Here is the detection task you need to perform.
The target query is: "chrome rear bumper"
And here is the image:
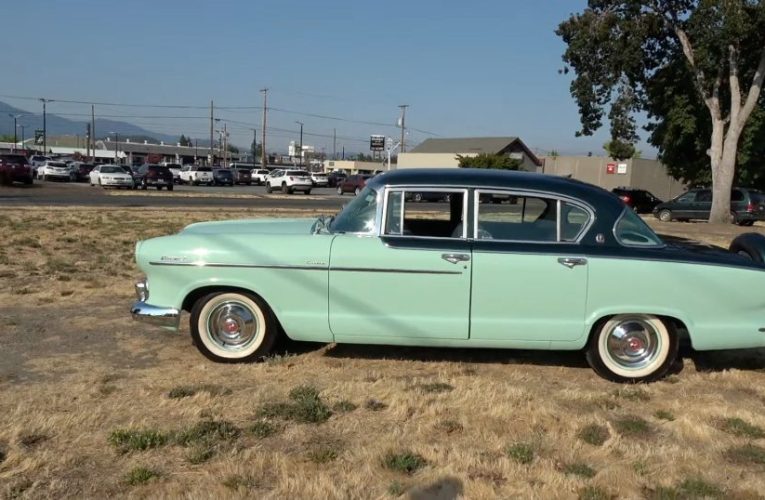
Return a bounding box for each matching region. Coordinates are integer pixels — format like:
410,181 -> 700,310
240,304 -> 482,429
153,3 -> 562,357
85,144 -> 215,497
131,301 -> 180,329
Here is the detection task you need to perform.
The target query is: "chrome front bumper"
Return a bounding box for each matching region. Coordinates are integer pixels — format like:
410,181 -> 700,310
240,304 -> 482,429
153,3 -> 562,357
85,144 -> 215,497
130,279 -> 180,329
131,301 -> 180,329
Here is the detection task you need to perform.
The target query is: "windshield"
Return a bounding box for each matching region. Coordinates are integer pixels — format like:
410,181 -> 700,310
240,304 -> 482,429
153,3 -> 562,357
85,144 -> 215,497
329,187 -> 378,233
614,209 -> 664,247
101,166 -> 124,173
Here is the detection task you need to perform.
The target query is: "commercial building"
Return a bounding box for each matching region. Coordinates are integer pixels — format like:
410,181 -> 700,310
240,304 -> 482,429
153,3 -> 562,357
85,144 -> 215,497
397,137 -> 543,171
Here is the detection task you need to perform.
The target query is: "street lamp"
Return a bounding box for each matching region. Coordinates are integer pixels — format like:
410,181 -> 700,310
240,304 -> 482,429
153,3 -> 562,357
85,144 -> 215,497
7,114 -> 23,152
39,98 -> 54,153
18,124 -> 26,149
295,121 -> 303,166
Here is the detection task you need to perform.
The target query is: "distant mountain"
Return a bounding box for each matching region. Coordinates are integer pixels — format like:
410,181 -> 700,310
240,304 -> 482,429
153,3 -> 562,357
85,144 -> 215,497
0,101 -> 194,146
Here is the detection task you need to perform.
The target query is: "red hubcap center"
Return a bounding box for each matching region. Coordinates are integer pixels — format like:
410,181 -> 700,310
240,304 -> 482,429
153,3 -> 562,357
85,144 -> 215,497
627,337 -> 643,351
224,319 -> 239,334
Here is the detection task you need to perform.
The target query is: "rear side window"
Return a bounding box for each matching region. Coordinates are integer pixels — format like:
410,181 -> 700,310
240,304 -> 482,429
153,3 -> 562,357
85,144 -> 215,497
696,190 -> 712,202
614,209 -> 664,247
732,190 -> 744,202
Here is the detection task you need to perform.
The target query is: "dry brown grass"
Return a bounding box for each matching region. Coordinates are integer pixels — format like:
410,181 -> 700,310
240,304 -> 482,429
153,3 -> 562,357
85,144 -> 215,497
1,208 -> 765,498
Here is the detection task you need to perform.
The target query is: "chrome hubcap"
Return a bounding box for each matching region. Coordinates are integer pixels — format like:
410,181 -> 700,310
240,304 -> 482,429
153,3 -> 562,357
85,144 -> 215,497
606,318 -> 661,369
206,300 -> 260,352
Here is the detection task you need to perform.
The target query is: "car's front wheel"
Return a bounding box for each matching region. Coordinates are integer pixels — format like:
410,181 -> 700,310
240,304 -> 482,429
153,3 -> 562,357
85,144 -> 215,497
657,209 -> 672,222
337,186 -> 343,195
265,182 -> 273,193
586,314 -> 678,383
190,291 -> 278,362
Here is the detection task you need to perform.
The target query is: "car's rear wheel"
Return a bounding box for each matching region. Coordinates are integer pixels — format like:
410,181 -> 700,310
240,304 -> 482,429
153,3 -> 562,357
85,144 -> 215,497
167,184 -> 174,191
337,186 -> 343,195
586,314 -> 678,383
304,189 -> 311,195
281,182 -> 289,194
658,209 -> 672,222
190,291 -> 278,362
141,179 -> 148,190
354,187 -> 360,196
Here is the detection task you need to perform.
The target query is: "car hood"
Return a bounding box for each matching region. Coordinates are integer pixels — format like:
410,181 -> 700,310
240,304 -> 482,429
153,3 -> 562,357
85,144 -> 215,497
181,217 -> 317,236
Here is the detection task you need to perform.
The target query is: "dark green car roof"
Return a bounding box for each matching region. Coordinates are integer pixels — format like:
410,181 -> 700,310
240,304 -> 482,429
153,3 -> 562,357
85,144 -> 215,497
369,168 -> 623,213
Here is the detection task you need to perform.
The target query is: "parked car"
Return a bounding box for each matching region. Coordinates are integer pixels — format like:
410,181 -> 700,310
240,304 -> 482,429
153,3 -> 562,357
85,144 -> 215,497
337,174 -> 373,195
136,164 -> 174,190
68,162 -> 95,182
612,187 -> 662,213
212,168 -> 234,186
327,171 -> 347,187
163,163 -> 182,184
406,191 -> 451,202
0,154 -> 33,185
653,188 -> 765,226
232,167 -> 252,185
265,169 -> 313,194
29,155 -> 50,168
89,164 -> 135,189
251,168 -> 270,185
180,165 -> 213,185
37,160 -> 72,181
310,172 -> 329,187
130,168 -> 765,383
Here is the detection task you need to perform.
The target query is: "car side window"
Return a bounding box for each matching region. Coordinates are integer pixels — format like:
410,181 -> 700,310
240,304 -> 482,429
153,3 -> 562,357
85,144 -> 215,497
696,190 -> 712,202
676,192 -> 695,203
384,189 -> 466,239
476,193 -> 558,242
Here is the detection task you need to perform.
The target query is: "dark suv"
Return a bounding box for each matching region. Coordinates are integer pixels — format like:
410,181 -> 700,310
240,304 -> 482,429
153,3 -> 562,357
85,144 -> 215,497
653,188 -> 765,225
136,164 -> 174,190
0,154 -> 34,185
612,187 -> 662,213
212,168 -> 234,186
232,168 -> 252,185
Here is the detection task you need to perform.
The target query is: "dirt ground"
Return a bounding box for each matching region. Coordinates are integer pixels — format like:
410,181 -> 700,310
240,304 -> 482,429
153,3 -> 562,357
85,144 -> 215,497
1,207 -> 765,499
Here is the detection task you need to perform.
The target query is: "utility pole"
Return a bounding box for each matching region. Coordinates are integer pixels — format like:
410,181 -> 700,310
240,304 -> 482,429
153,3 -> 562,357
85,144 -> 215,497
223,123 -> 228,168
260,88 -> 268,167
195,138 -> 198,163
251,128 -> 257,162
209,100 -> 214,166
398,104 -> 408,153
91,105 -> 96,162
40,98 -> 54,154
295,121 -> 303,166
86,123 -> 91,159
19,125 -> 25,149
333,128 -> 337,160
8,114 -> 21,152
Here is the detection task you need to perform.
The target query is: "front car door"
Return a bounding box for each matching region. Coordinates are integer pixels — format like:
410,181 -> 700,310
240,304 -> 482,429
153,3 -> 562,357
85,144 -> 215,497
328,186 -> 472,341
470,190 -> 591,344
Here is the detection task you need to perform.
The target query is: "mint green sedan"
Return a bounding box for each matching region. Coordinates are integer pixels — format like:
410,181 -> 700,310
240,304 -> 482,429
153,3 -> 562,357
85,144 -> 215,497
131,168 -> 765,382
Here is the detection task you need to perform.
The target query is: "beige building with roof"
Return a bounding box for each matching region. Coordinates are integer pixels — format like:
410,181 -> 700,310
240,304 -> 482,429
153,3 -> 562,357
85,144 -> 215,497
397,136 -> 543,171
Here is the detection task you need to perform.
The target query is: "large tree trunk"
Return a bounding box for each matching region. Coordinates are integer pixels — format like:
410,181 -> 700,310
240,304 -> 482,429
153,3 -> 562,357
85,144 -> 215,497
709,142 -> 736,224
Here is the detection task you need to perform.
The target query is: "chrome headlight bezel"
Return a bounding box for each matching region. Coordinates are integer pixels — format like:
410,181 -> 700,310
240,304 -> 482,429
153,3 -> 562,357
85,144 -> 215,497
135,279 -> 149,302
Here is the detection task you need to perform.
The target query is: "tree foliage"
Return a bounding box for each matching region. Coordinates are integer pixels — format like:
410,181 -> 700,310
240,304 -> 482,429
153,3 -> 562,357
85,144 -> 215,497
557,1 -> 765,223
456,153 -> 522,170
178,134 -> 193,147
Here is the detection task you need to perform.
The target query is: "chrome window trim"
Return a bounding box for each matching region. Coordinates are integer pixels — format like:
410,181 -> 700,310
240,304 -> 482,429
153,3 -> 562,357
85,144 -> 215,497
612,208 -> 666,248
472,188 -> 595,244
380,186 -> 469,240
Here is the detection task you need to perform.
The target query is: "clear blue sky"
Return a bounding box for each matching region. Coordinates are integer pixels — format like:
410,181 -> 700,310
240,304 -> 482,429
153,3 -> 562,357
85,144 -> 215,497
0,0 -> 651,157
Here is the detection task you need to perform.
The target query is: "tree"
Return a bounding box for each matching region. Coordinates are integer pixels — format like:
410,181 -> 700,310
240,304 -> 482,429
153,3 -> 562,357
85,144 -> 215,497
456,153 -> 522,170
603,139 -> 636,160
0,134 -> 15,143
557,1 -> 765,223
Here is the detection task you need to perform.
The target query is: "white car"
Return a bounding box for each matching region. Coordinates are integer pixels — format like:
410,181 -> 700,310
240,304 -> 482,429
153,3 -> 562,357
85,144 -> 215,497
37,160 -> 72,181
29,155 -> 50,168
180,165 -> 214,185
89,164 -> 135,189
310,172 -> 329,187
251,168 -> 270,185
265,169 -> 313,194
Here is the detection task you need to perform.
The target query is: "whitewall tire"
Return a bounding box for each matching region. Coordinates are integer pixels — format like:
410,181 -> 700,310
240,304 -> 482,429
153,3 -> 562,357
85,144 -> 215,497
190,291 -> 278,362
586,314 -> 678,382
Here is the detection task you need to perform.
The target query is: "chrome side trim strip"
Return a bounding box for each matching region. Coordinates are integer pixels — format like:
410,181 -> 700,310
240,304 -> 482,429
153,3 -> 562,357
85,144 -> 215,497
149,261 -> 327,270
148,261 -> 460,275
330,267 -> 461,275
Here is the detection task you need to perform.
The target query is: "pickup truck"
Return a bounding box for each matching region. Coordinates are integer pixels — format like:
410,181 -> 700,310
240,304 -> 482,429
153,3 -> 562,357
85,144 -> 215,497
180,165 -> 214,185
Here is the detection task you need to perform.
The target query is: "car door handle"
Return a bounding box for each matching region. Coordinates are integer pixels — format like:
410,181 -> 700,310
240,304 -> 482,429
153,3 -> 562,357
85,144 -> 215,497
442,253 -> 470,264
558,257 -> 587,268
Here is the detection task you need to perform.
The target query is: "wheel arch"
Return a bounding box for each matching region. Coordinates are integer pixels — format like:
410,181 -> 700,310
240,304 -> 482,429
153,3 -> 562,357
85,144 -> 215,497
585,311 -> 692,349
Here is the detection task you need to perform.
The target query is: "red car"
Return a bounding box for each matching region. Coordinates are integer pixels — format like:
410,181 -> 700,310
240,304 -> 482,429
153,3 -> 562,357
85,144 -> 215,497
337,174 -> 373,195
0,154 -> 34,185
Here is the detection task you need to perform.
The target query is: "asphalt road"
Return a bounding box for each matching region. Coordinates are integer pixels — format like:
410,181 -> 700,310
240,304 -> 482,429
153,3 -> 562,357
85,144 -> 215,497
0,180 -> 349,209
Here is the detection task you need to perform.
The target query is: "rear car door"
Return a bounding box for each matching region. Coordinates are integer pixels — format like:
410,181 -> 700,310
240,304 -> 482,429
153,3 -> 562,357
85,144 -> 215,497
693,190 -> 712,219
328,186 -> 471,340
470,190 -> 590,342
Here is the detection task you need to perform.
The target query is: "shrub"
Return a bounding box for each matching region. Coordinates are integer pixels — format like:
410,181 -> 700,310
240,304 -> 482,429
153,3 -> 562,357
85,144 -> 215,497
383,451 -> 427,474
577,424 -> 609,446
